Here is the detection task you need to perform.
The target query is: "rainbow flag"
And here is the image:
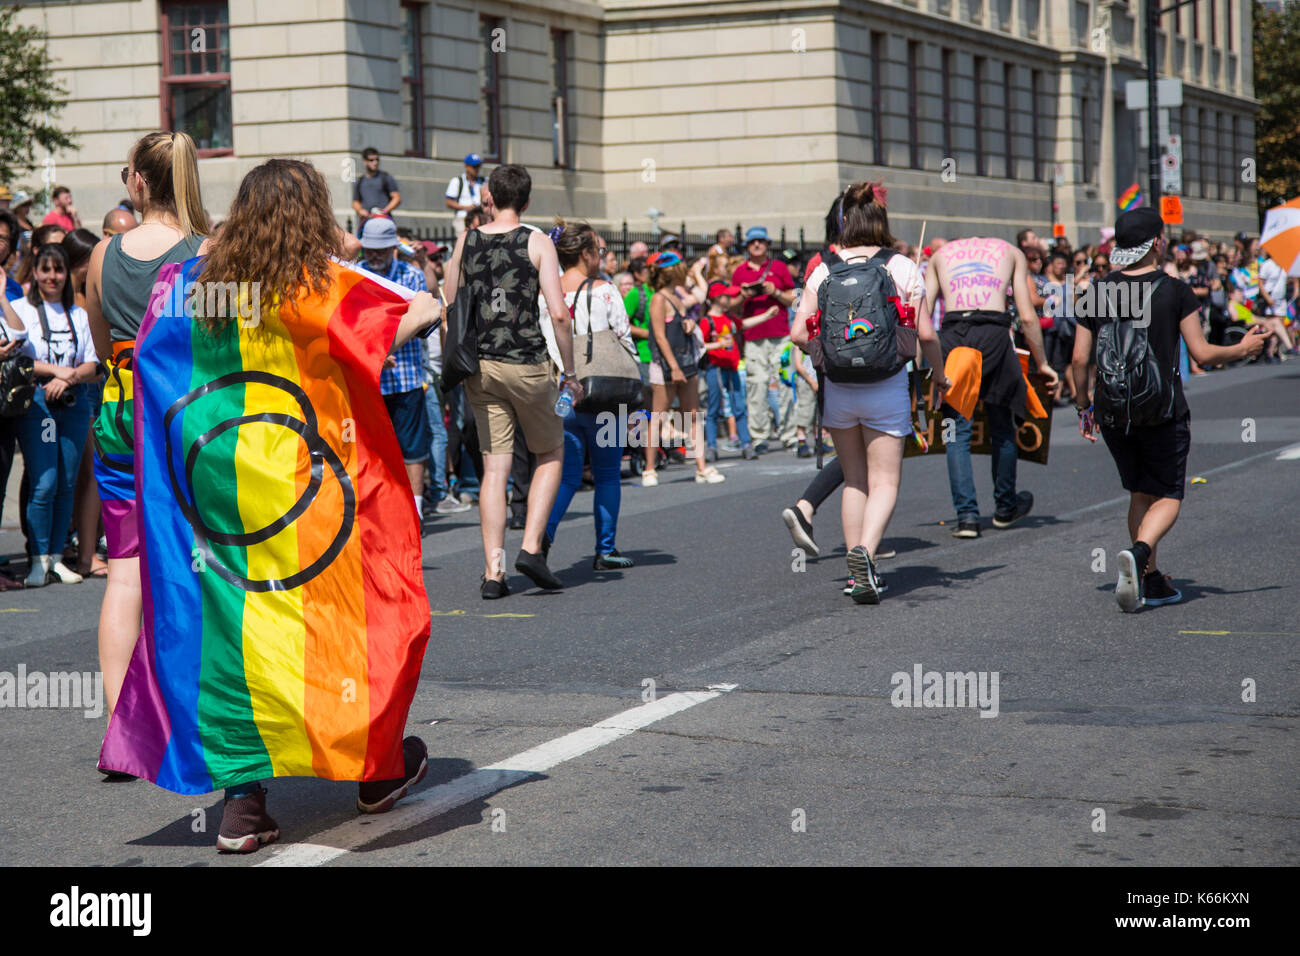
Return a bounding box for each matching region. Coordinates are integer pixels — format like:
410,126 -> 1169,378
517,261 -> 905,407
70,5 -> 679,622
1118,183 -> 1143,211
99,257 -> 430,795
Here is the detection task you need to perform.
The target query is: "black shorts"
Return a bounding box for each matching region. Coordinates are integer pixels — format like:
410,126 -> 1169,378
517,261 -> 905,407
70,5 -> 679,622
1100,416 -> 1190,500
383,387 -> 432,464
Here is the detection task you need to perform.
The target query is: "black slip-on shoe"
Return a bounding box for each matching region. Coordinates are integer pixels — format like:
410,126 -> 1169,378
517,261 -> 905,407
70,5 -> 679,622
593,550 -> 634,570
781,506 -> 819,556
515,549 -> 563,590
481,575 -> 510,600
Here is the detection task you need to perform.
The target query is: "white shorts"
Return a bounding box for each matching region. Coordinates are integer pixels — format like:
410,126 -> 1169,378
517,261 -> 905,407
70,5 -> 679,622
822,369 -> 912,437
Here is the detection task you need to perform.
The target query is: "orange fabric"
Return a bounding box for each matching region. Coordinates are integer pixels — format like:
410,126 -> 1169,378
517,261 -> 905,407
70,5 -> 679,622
111,339 -> 135,360
943,346 -> 982,420
1015,349 -> 1048,419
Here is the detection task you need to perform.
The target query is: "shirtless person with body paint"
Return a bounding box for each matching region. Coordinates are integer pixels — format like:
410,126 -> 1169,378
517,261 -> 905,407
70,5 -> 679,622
921,236 -> 1058,539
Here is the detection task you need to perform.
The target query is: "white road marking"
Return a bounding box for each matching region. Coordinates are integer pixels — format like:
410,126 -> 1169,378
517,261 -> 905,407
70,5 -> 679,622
1276,444 -> 1300,461
258,686 -> 736,867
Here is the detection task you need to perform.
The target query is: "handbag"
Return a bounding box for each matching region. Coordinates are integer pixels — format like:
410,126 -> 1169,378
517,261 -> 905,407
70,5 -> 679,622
569,278 -> 649,414
0,345 -> 36,418
441,230 -> 481,390
653,294 -> 699,380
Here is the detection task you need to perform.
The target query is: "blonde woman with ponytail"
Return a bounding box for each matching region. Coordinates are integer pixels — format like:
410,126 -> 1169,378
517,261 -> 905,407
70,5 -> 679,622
84,132 -> 209,741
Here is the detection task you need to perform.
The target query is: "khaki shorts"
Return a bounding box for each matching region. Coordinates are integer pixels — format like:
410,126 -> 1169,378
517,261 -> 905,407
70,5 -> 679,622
465,359 -> 564,455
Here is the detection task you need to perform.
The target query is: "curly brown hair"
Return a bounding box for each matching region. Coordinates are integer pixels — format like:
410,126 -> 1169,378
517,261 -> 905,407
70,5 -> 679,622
197,159 -> 340,332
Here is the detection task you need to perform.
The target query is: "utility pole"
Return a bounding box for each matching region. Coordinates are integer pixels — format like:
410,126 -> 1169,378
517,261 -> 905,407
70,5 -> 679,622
1145,0 -> 1160,207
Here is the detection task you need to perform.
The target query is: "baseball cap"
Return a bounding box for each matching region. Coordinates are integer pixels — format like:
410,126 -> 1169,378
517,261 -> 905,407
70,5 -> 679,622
647,250 -> 682,268
10,189 -> 33,209
420,240 -> 445,257
464,153 -> 483,167
744,226 -> 769,243
707,280 -> 741,300
657,233 -> 681,250
360,216 -> 399,249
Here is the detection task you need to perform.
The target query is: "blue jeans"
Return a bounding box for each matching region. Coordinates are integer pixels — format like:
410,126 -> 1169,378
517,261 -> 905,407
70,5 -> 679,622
453,386 -> 479,495
424,379 -> 447,499
546,411 -> 622,555
17,386 -> 91,555
944,404 -> 1018,520
704,365 -> 750,448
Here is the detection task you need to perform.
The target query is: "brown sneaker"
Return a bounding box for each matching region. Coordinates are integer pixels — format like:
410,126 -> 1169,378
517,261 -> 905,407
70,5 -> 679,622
357,736 -> 428,814
216,784 -> 279,853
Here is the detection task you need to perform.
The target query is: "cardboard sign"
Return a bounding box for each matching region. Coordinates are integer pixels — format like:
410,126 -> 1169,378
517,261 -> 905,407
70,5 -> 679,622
1160,195 -> 1183,224
904,370 -> 1054,465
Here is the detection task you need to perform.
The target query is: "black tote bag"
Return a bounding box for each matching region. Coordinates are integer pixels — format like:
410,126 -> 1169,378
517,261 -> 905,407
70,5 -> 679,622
441,230 -> 481,390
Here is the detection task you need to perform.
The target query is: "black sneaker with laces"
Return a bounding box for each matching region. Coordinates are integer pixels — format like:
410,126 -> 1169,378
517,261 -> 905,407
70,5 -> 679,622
951,517 -> 981,538
846,546 -> 884,605
217,784 -> 279,853
1142,570 -> 1182,607
1115,549 -> 1144,613
357,736 -> 428,814
992,491 -> 1034,528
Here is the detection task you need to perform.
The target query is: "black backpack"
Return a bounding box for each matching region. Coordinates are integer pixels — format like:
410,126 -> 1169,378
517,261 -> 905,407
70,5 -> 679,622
815,249 -> 903,384
1093,275 -> 1175,432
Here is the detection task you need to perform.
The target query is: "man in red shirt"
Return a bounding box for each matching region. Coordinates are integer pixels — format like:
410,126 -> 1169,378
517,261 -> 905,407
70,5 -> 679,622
41,186 -> 81,232
734,225 -> 797,451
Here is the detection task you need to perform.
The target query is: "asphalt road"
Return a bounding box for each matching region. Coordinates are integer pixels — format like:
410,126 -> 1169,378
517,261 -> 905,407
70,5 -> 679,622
0,361 -> 1296,866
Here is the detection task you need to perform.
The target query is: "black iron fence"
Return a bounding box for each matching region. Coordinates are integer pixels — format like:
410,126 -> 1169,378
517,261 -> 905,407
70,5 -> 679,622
347,218 -> 822,266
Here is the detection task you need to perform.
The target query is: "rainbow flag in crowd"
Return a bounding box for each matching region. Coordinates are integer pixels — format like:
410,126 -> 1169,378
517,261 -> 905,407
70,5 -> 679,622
1118,184 -> 1143,211
99,257 -> 430,795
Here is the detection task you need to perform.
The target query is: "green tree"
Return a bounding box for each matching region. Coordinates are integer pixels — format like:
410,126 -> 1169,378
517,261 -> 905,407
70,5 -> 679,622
1254,1 -> 1300,214
0,5 -> 78,186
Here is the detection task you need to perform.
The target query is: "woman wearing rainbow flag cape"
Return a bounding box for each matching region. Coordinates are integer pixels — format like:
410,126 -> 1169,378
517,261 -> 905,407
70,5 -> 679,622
98,159 -> 441,853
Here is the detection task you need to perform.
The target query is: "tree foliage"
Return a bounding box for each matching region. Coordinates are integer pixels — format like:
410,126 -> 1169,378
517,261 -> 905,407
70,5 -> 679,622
0,5 -> 78,186
1254,1 -> 1300,213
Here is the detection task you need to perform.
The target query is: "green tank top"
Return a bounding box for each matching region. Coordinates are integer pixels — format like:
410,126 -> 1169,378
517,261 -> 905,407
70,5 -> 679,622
101,232 -> 203,341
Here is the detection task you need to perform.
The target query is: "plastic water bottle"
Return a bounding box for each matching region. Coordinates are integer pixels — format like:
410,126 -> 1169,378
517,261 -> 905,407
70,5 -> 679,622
554,382 -> 575,418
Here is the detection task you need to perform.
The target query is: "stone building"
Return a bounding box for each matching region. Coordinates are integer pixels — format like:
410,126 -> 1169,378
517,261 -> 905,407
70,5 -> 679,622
12,0 -> 1259,247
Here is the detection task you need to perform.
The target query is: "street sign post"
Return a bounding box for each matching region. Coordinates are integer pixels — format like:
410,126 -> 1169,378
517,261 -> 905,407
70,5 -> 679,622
1161,134 -> 1182,195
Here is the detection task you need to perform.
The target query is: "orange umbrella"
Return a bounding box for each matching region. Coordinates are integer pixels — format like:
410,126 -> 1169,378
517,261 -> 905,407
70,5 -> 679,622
1260,197 -> 1300,277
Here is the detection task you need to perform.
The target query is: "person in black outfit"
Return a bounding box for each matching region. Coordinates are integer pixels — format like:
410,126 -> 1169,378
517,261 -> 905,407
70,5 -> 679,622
1072,208 -> 1266,613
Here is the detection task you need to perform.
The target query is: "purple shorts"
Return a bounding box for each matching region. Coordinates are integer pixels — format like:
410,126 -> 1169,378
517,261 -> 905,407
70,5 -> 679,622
102,498 -> 140,559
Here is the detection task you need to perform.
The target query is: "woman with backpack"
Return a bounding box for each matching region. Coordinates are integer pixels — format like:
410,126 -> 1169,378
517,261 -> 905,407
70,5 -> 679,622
2,243 -> 99,587
790,181 -> 949,604
540,220 -> 636,571
641,250 -> 724,487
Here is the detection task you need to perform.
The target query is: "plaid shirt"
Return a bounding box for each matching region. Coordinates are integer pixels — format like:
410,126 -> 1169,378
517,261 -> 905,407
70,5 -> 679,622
367,257 -> 428,394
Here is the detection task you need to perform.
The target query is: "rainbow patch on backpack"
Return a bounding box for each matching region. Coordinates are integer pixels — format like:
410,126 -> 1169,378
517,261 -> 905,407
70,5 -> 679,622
844,318 -> 875,340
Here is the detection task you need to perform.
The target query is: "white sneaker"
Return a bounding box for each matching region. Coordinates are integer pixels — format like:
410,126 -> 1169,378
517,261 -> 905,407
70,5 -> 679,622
50,559 -> 84,584
640,470 -> 659,487
434,496 -> 472,515
695,467 -> 725,484
24,555 -> 52,588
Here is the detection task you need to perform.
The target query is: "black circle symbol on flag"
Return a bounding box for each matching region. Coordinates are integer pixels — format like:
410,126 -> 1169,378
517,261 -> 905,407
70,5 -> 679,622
163,371 -> 356,593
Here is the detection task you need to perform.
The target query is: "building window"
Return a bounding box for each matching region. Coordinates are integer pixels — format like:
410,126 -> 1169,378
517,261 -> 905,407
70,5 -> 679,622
1230,113 -> 1240,201
1209,0 -> 1216,45
1080,95 -> 1093,184
941,48 -> 953,159
1217,110 -> 1228,199
907,41 -> 921,169
1225,0 -> 1233,51
400,3 -> 424,156
1192,0 -> 1199,40
480,16 -> 503,162
159,1 -> 232,156
871,32 -> 885,166
1199,108 -> 1211,199
551,29 -> 572,168
1031,69 -> 1042,181
974,56 -> 986,176
1003,62 -> 1015,180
